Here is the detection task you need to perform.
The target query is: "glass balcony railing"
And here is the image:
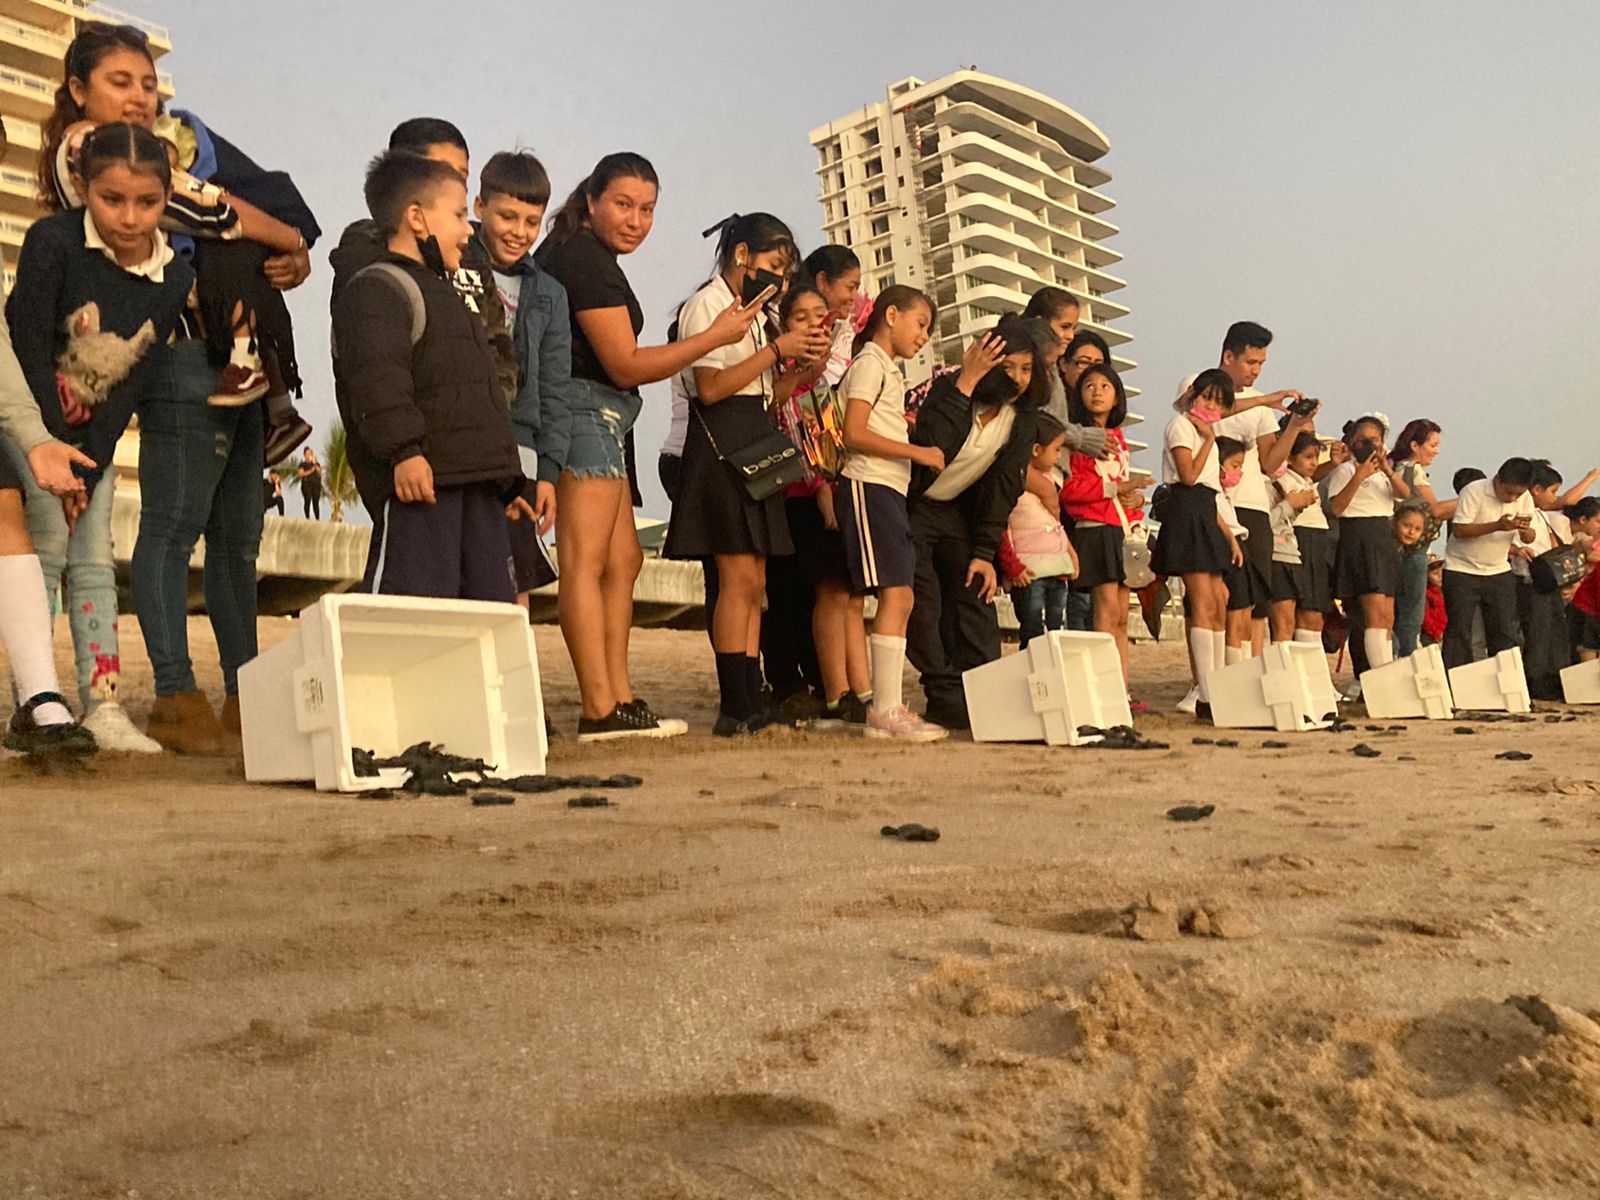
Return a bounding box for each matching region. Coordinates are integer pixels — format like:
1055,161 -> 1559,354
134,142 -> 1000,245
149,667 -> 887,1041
0,64 -> 53,97
82,2 -> 170,43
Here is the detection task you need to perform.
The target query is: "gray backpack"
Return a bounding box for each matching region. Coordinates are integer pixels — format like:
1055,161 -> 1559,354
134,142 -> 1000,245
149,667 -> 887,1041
332,262 -> 426,358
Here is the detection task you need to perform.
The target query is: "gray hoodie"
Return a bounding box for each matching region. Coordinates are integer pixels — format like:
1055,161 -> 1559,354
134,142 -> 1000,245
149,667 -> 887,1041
0,310 -> 52,456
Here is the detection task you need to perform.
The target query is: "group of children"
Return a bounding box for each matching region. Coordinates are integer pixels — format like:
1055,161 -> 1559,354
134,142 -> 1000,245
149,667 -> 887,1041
5,24 -> 1598,761
1152,323 -> 1600,715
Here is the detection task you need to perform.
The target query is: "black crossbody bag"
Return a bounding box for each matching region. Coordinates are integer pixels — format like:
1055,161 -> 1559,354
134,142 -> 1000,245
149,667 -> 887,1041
690,324 -> 808,502
1531,513 -> 1586,594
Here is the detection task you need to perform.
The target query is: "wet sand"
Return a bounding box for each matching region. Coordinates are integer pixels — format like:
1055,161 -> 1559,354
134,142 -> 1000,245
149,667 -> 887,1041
3,618 -> 1599,1198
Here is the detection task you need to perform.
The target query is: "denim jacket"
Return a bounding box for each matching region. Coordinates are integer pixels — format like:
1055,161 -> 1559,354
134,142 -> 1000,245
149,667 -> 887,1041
504,258 -> 574,487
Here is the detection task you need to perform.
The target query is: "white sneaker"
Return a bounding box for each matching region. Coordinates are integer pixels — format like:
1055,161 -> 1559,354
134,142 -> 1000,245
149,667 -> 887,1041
1343,681 -> 1363,702
1176,686 -> 1200,715
83,702 -> 165,754
865,705 -> 949,743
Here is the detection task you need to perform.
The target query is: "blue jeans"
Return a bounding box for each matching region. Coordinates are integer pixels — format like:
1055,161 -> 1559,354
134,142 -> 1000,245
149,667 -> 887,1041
1066,586 -> 1094,631
7,442 -> 120,710
130,340 -> 265,696
1013,577 -> 1068,648
1393,548 -> 1429,658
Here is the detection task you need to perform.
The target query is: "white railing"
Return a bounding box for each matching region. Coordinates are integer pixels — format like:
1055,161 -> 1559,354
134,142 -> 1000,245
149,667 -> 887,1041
0,17 -> 68,53
0,65 -> 54,97
86,2 -> 169,42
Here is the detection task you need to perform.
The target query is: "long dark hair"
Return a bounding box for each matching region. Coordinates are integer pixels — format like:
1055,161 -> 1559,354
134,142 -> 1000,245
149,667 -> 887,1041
852,284 -> 933,357
41,22 -> 155,211
543,151 -> 658,251
78,122 -> 171,194
699,211 -> 796,281
1069,362 -> 1128,429
995,314 -> 1053,411
1176,368 -> 1236,414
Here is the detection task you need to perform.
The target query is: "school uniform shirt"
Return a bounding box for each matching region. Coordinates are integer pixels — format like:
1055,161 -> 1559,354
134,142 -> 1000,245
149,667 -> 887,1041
1211,390 -> 1275,513
1279,468 -> 1329,530
1444,478 -> 1534,575
534,227 -> 643,394
840,341 -> 911,494
663,372 -> 691,458
1161,413 -> 1222,490
679,275 -> 773,400
921,403 -> 1017,501
1325,460 -> 1399,518
1217,492 -> 1248,539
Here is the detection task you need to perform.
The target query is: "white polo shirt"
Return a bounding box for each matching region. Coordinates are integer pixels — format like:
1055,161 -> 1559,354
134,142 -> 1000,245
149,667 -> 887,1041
840,341 -> 911,494
679,275 -> 772,400
1161,413 -> 1221,490
1445,478 -> 1534,575
1325,460 -> 1399,519
1278,468 -> 1329,531
1212,394 -> 1274,512
923,404 -> 1017,501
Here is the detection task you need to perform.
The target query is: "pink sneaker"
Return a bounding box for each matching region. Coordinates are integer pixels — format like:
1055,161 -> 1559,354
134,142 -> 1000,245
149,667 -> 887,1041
865,705 -> 949,743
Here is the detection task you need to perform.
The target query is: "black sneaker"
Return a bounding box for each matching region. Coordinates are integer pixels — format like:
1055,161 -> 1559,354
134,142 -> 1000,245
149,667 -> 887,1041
713,711 -> 775,738
924,703 -> 972,731
620,698 -> 688,737
5,692 -> 98,756
578,702 -> 686,743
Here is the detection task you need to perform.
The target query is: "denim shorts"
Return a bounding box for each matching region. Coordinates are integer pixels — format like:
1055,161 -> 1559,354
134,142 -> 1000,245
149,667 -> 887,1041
565,377 -> 643,480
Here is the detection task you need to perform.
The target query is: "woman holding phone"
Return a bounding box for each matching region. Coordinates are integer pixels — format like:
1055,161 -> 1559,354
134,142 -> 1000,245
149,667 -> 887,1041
1327,413 -> 1411,672
536,155 -> 759,741
664,212 -> 831,735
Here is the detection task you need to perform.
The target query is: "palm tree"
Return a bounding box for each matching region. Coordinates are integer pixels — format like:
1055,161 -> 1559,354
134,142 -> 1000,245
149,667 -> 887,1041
268,424 -> 360,522
321,422 -> 360,523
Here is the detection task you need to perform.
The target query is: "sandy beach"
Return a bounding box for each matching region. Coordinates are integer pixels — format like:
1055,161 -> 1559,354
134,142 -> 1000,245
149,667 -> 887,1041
3,617 -> 1599,1199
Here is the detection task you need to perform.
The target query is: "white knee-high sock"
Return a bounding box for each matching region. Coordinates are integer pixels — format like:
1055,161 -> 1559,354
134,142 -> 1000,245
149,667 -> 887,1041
1188,628 -> 1213,699
0,555 -> 72,726
1211,630 -> 1228,673
1294,629 -> 1323,646
869,634 -> 906,713
1364,628 -> 1395,669
1225,645 -> 1245,666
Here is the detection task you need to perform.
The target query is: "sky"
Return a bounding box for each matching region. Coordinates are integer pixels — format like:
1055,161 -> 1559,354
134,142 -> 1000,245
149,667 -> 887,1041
135,0 -> 1600,520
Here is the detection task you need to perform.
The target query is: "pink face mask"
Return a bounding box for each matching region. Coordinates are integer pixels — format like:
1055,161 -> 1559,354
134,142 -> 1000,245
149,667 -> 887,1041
1220,467 -> 1244,490
1191,403 -> 1224,424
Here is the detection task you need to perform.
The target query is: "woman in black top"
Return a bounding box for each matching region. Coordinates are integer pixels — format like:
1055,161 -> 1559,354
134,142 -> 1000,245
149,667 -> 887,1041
297,447 -> 323,519
535,153 -> 757,741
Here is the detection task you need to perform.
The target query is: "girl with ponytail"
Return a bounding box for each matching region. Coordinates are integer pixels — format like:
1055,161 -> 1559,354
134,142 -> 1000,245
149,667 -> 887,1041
534,156 -> 760,741
662,212 -> 832,735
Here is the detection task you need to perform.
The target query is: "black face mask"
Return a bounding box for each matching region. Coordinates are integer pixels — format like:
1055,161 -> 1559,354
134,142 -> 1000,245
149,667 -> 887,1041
973,366 -> 1023,407
416,225 -> 448,279
740,267 -> 785,307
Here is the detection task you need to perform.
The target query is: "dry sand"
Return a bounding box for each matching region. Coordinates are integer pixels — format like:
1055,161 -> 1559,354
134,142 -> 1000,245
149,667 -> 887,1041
3,617 -> 1600,1199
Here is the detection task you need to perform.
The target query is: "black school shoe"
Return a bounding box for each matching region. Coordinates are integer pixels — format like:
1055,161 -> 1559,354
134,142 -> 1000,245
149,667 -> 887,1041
5,692 -> 98,755
713,711 -> 775,738
578,702 -> 686,743
923,702 -> 972,732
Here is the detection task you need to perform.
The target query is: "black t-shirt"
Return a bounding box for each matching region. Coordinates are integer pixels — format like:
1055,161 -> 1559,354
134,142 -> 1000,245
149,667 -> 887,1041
535,227 -> 642,393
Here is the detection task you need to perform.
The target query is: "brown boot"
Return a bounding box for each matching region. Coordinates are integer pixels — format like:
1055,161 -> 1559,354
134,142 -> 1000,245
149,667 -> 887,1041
145,691 -> 230,757
219,693 -> 244,755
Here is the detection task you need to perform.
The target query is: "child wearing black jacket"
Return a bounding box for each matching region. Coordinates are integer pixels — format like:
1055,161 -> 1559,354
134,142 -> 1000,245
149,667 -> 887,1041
907,316 -> 1047,729
333,151 -> 530,601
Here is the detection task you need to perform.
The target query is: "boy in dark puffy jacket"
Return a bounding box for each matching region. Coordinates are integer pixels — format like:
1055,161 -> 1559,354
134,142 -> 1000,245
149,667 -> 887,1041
332,150 -> 530,601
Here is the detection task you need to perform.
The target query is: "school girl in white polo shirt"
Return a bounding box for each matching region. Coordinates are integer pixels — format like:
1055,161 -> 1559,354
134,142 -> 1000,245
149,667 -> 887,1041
1326,414 -> 1411,670
836,285 -> 948,742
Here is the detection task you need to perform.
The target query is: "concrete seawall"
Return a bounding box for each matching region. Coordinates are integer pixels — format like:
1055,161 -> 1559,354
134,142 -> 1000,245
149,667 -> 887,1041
110,492 -> 1181,638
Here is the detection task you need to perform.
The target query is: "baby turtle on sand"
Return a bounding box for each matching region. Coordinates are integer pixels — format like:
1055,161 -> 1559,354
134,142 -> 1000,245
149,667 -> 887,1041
567,795 -> 614,809
881,823 -> 940,842
1166,804 -> 1215,822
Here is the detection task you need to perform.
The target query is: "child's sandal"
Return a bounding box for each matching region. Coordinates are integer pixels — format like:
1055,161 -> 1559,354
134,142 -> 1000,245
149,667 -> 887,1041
4,692 -> 98,756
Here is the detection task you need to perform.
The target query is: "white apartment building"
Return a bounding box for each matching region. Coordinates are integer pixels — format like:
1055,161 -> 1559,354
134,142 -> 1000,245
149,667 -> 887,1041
0,0 -> 173,292
807,70 -> 1135,414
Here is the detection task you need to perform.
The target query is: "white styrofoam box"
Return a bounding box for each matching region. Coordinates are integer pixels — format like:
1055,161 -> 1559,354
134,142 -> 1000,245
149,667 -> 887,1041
1559,658 -> 1600,704
964,631 -> 1131,746
1207,642 -> 1334,732
1361,645 -> 1454,720
1447,647 -> 1530,714
239,594 -> 546,792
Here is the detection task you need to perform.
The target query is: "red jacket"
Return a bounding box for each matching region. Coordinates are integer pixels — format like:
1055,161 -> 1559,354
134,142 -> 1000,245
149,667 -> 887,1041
1574,565 -> 1600,619
1061,427 -> 1142,525
1422,583 -> 1448,643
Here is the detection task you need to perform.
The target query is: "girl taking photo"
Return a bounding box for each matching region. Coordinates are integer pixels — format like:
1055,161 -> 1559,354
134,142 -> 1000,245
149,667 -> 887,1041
663,212 -> 830,735
1327,414 -> 1410,673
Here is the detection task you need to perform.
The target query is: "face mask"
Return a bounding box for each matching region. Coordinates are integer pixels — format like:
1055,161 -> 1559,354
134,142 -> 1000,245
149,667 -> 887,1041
741,268 -> 785,308
1221,467 -> 1244,490
1190,403 -> 1224,424
415,220 -> 448,278
972,366 -> 1022,407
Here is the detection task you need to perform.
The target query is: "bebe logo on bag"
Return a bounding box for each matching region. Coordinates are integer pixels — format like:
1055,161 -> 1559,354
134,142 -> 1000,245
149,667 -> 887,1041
742,447 -> 796,475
